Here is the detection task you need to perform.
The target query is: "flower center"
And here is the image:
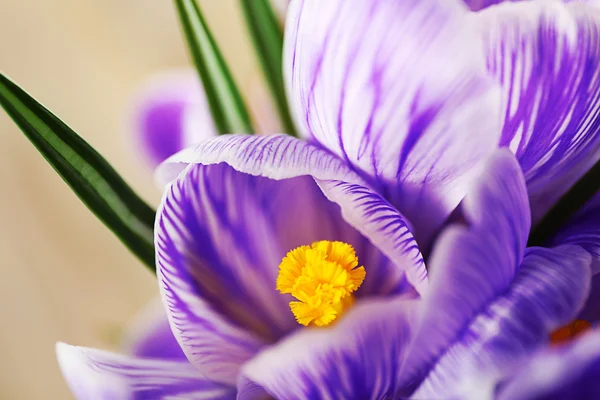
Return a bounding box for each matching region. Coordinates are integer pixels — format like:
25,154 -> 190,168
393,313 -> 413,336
276,240 -> 366,327
549,319 -> 592,345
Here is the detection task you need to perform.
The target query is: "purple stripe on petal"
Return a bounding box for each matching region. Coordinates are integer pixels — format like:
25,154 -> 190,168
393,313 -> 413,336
120,298 -> 186,360
156,134 -> 426,295
157,231 -> 264,386
159,164 -> 298,339
400,150 -> 530,390
284,0 -> 501,243
156,134 -> 365,186
156,149 -> 415,382
413,245 -> 592,399
498,331 -> 600,400
130,70 -> 216,168
239,297 -> 418,400
157,167 -> 278,385
478,1 -> 600,223
317,179 -> 425,294
56,343 -> 235,400
465,1 -> 600,13
463,0 -> 520,12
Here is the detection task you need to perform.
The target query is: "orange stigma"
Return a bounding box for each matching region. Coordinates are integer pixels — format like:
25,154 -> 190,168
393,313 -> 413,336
549,320 -> 592,345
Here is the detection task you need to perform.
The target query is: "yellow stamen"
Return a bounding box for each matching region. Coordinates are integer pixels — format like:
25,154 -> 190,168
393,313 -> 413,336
277,241 -> 365,327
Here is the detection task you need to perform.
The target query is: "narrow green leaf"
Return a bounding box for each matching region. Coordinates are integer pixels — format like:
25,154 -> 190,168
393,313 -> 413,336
175,0 -> 255,134
0,73 -> 156,272
240,0 -> 298,137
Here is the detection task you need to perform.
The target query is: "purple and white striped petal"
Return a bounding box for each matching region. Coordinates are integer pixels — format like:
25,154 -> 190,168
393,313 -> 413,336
284,0 -> 501,242
316,179 -> 425,294
56,343 -> 235,400
498,331 -> 600,400
156,136 -> 421,383
413,245 -> 592,399
157,134 -> 426,293
463,0 -> 519,11
158,246 -> 264,387
120,298 -> 186,360
465,1 -> 600,13
238,297 -> 418,400
129,70 -> 216,168
401,150 -> 531,389
157,164 -> 291,384
478,1 -> 600,223
159,163 -> 304,339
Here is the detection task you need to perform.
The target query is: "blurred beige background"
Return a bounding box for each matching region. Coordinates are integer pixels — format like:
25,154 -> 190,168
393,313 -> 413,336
0,1 -> 260,398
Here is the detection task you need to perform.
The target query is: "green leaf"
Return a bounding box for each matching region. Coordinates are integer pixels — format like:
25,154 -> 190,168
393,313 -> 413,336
0,73 -> 156,272
175,0 -> 255,134
240,0 -> 298,137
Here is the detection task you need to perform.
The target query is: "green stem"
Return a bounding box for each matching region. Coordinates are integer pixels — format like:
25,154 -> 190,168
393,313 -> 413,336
175,0 -> 255,134
240,0 -> 298,137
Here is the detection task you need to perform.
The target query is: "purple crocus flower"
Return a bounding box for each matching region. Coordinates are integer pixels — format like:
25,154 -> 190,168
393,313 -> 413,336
130,70 -> 284,169
57,0 -> 600,398
129,70 -> 217,169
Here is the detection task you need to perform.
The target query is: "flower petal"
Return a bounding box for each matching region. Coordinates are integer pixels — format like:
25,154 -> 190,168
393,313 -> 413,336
478,1 -> 600,223
316,179 -> 425,294
551,192 -> 600,275
284,0 -> 501,242
576,273 -> 600,323
498,331 -> 600,400
158,164 -> 332,339
56,343 -> 235,400
413,245 -> 592,399
157,165 -> 283,384
158,251 -> 264,386
548,191 -> 600,324
120,298 -> 186,360
157,134 -> 426,293
400,149 -> 530,389
129,70 -> 216,168
464,0 -> 600,12
238,297 -> 418,400
157,138 -> 418,383
463,0 -> 516,12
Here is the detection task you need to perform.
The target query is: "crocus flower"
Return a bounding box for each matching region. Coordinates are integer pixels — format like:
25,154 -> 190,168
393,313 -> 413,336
56,0 -> 600,398
130,70 -> 284,170
129,70 -> 217,169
